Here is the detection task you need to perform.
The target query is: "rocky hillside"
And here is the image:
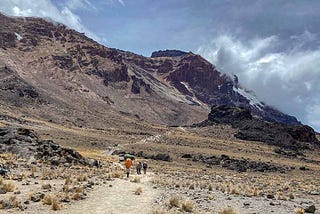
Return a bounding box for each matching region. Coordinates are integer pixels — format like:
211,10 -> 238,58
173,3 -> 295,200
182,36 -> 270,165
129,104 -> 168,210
0,126 -> 89,165
196,105 -> 319,151
0,13 -> 299,129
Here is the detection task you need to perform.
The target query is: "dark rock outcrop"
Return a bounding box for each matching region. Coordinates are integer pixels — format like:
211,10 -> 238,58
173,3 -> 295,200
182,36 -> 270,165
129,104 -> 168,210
0,31 -> 16,48
0,66 -> 45,107
151,50 -> 188,58
118,150 -> 172,162
197,105 -> 319,150
131,76 -> 152,94
190,154 -> 292,173
0,126 -> 89,165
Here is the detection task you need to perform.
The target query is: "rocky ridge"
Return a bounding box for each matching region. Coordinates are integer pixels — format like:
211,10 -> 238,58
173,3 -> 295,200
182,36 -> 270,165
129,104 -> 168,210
196,105 -> 319,150
0,126 -> 88,165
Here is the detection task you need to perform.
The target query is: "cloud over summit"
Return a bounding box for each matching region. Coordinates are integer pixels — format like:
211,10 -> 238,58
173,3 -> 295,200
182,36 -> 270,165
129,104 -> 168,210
198,32 -> 320,131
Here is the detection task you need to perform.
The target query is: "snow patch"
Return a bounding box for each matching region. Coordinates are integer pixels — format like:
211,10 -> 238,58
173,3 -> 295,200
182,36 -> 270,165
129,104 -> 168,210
15,32 -> 23,41
181,82 -> 204,106
180,82 -> 192,93
233,86 -> 264,110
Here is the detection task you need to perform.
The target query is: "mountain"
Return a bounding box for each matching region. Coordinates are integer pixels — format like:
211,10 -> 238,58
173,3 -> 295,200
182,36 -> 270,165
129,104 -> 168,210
0,13 -> 300,129
195,105 -> 319,151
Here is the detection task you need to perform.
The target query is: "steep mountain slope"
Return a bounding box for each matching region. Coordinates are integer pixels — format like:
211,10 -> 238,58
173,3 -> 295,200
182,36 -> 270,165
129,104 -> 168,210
122,50 -> 300,125
0,13 -> 299,129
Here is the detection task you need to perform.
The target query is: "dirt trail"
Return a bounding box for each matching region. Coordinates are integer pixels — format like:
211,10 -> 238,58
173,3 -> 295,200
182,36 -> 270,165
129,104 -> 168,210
65,173 -> 159,214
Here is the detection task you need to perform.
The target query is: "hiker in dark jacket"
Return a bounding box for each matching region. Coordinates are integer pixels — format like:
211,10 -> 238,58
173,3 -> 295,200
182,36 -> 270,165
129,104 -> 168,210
142,162 -> 148,174
136,162 -> 142,174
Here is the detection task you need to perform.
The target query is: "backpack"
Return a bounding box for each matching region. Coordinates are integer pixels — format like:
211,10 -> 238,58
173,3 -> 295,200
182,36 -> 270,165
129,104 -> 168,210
143,162 -> 148,169
125,158 -> 132,168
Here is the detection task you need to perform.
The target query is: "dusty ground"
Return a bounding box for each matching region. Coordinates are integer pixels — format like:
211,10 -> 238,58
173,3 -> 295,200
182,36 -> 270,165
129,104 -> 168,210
66,173 -> 158,214
1,115 -> 320,213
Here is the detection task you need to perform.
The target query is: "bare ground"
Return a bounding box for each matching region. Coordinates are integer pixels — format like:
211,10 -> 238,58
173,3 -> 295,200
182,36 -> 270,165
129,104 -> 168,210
65,173 -> 159,214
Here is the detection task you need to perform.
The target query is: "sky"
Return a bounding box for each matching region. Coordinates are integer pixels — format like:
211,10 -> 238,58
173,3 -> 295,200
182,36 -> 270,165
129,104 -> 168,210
0,0 -> 320,131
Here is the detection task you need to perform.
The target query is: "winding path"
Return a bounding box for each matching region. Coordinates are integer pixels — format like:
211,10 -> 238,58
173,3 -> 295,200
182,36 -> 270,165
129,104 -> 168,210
65,173 -> 159,214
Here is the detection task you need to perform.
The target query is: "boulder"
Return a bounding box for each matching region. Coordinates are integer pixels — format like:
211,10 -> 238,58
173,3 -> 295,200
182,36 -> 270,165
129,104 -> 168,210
305,205 -> 316,213
197,105 -> 319,151
0,126 -> 89,165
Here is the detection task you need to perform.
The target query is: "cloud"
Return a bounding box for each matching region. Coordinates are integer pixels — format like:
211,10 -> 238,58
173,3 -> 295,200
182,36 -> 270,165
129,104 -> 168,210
117,0 -> 125,6
0,0 -> 100,41
65,0 -> 97,11
197,32 -> 320,131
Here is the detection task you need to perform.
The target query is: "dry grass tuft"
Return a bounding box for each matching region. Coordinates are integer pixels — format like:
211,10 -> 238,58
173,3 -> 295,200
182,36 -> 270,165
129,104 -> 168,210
296,207 -> 305,214
169,195 -> 180,208
52,198 -> 61,211
43,194 -> 53,205
74,186 -> 84,194
2,182 -> 16,192
42,183 -> 52,190
135,187 -> 142,195
65,176 -> 72,185
219,207 -> 239,214
71,193 -> 81,200
28,192 -> 34,200
132,176 -> 141,183
111,171 -> 122,178
77,174 -> 88,182
289,192 -> 295,200
181,199 -> 194,212
152,207 -> 168,214
189,183 -> 195,190
9,196 -> 20,208
207,195 -> 214,200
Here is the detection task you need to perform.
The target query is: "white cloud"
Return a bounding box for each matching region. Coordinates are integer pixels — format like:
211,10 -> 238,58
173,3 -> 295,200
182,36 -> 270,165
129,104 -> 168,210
117,0 -> 125,6
65,0 -> 96,11
198,33 -> 320,131
0,0 -> 100,42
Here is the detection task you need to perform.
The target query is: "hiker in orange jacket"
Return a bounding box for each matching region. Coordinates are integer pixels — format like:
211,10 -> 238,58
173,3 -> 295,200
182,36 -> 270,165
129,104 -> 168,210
125,158 -> 132,178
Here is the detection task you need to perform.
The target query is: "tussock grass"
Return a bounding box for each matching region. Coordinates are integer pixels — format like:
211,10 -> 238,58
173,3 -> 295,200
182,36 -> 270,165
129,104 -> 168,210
189,183 -> 195,190
71,193 -> 81,200
289,192 -> 295,200
169,195 -> 180,208
9,196 -> 20,208
43,194 -> 53,205
152,208 -> 168,214
2,182 -> 16,192
132,176 -> 141,183
28,192 -> 34,200
52,198 -> 61,211
65,176 -> 72,185
181,199 -> 194,212
218,207 -> 239,214
77,174 -> 88,182
74,186 -> 84,194
42,183 -> 52,190
296,207 -> 305,214
135,187 -> 142,195
111,171 -> 122,178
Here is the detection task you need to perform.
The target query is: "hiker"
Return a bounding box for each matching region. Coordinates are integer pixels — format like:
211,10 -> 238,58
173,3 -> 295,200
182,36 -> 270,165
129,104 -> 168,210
0,165 -> 9,177
142,162 -> 148,174
93,159 -> 101,168
136,162 -> 142,174
125,158 -> 132,178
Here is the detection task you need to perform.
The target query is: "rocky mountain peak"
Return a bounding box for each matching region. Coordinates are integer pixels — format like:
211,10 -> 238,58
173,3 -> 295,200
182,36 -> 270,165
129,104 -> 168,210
151,49 -> 188,58
0,13 -> 303,127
